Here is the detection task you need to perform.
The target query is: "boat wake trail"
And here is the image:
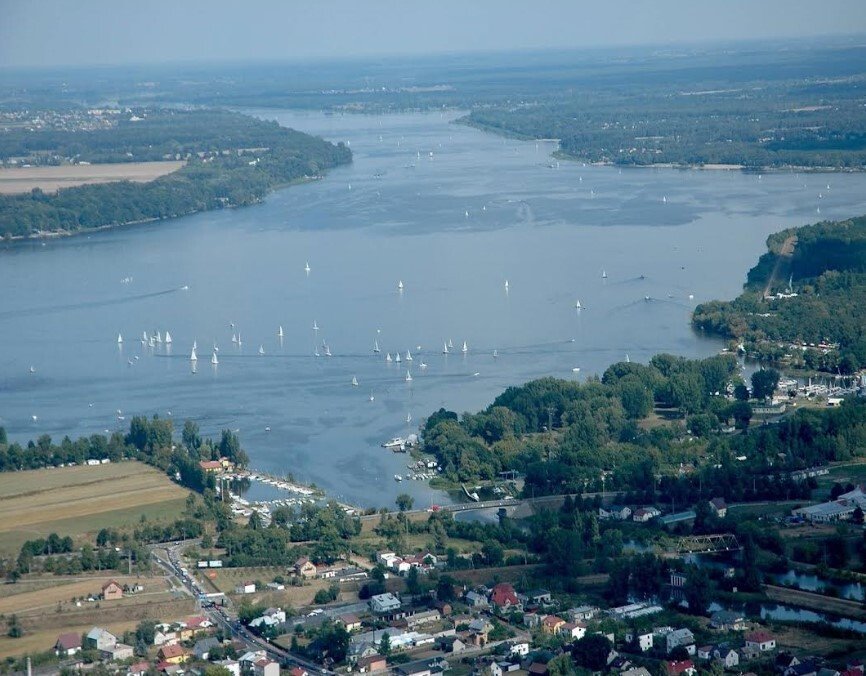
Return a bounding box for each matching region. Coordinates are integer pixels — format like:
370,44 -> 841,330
0,288 -> 180,320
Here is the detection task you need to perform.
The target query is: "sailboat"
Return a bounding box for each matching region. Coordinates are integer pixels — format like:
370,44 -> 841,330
420,361 -> 428,370
462,341 -> 468,354
29,365 -> 35,374
190,346 -> 198,362
626,354 -> 630,363
504,279 -> 509,291
448,339 -> 454,349
211,351 -> 219,365
164,331 -> 172,344
237,333 -> 242,346
258,345 -> 265,355
395,352 -> 402,363
352,376 -> 359,387
493,349 -> 498,358
575,299 -> 582,310
602,270 -> 607,279
155,331 -> 162,344
442,341 -> 449,354
662,195 -> 667,204
312,320 -> 319,332
232,333 -> 238,344
405,350 -> 413,361
406,412 -> 412,425
373,339 -> 380,353
141,331 -> 148,343
323,344 -> 331,357
117,333 -> 123,344
397,280 -> 404,291
369,390 -> 375,401
405,370 -> 413,382
386,352 -> 392,362
148,336 -> 155,348
305,261 -> 311,273
278,326 -> 284,338
464,210 -> 469,218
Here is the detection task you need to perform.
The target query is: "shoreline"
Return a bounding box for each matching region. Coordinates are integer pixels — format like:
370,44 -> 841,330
458,115 -> 864,174
1,174 -> 325,245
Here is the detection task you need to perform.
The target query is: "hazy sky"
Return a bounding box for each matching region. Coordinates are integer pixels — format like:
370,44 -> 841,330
2,0 -> 866,68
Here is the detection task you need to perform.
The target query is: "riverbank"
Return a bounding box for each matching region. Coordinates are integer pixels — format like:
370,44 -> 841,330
764,584 -> 866,620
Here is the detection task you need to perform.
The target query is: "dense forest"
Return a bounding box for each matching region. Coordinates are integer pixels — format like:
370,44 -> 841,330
693,215 -> 866,372
422,353 -> 866,501
0,109 -> 351,238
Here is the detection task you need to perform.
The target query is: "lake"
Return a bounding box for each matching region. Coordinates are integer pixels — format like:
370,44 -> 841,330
3,109 -> 866,507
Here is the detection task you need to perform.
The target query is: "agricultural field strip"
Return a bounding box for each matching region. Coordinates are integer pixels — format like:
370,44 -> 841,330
0,576 -> 169,616
0,161 -> 185,194
0,462 -> 162,497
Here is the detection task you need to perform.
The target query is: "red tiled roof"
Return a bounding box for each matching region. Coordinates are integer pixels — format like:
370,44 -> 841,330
491,582 -> 519,607
666,660 -> 695,676
542,615 -> 564,627
746,630 -> 774,643
159,644 -> 186,658
101,579 -> 122,591
56,632 -> 81,650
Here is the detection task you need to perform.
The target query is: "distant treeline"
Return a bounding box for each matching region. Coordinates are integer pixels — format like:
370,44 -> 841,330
693,215 -> 866,372
0,109 -> 351,238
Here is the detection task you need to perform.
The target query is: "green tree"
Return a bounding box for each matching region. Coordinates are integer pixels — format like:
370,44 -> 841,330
572,634 -> 611,670
482,540 -> 505,567
379,631 -> 391,656
683,566 -> 711,615
751,369 -> 780,400
395,494 -> 414,512
6,615 -> 22,639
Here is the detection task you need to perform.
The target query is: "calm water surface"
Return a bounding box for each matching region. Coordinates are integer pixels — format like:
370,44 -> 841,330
3,110 -> 866,507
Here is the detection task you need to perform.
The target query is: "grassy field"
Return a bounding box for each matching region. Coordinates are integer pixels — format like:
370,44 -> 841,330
0,572 -> 195,659
0,161 -> 184,194
207,566 -> 363,608
0,461 -> 189,555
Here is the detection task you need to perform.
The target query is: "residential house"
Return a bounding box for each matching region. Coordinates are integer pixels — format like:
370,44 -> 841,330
633,506 -> 661,522
186,616 -> 212,631
103,644 -> 134,661
710,610 -> 746,631
559,622 -> 586,641
356,655 -> 388,673
509,641 -> 530,657
194,637 -> 221,660
491,583 -> 521,611
697,646 -> 713,661
468,618 -> 493,646
568,605 -> 599,622
709,498 -> 728,518
542,615 -> 565,635
253,658 -> 280,676
289,668 -> 307,676
370,592 -> 402,613
128,662 -> 151,676
665,628 -> 695,655
234,581 -> 256,594
250,607 -> 287,630
621,669 -> 652,676
406,610 -> 441,629
239,651 -> 268,670
523,611 -> 543,628
394,658 -> 448,676
199,459 -> 224,473
745,630 -> 776,652
295,557 -> 317,579
491,662 -> 521,676
626,630 -> 653,652
153,629 -> 178,646
337,613 -> 362,632
665,661 -> 696,676
739,644 -> 761,662
215,660 -> 241,676
85,627 -> 117,651
158,644 -> 188,664
101,579 -> 123,601
599,505 -> 632,521
440,636 -> 467,654
54,633 -> 82,656
527,663 -> 549,676
785,661 -> 820,676
465,590 -> 489,608
526,590 -> 552,605
714,646 -> 739,669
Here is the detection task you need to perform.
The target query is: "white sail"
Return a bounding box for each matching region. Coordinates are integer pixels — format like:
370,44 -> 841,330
462,341 -> 468,354
231,333 -> 238,343
405,350 -> 413,361
405,370 -> 412,382
386,352 -> 392,362
493,349 -> 498,358
602,270 -> 607,279
395,353 -> 402,363
443,341 -> 449,354
373,339 -> 380,353
369,390 -> 375,401
117,333 -> 123,344
258,345 -> 265,355
312,320 -> 319,331
190,347 -> 198,361
237,333 -> 242,346
193,340 -> 197,350
155,331 -> 162,343
211,351 -> 219,365
398,280 -> 404,291
278,326 -> 284,338
448,339 -> 454,349
141,331 -> 147,343
164,331 -> 172,344
575,299 -> 582,309
352,376 -> 359,387
305,261 -> 311,273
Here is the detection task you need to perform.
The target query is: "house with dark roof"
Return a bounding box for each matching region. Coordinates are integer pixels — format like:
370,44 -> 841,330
54,632 -> 82,656
709,498 -> 728,518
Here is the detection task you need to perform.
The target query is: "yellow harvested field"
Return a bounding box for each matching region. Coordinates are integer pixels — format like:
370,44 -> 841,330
0,620 -> 140,660
0,461 -> 189,555
0,161 -> 184,194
